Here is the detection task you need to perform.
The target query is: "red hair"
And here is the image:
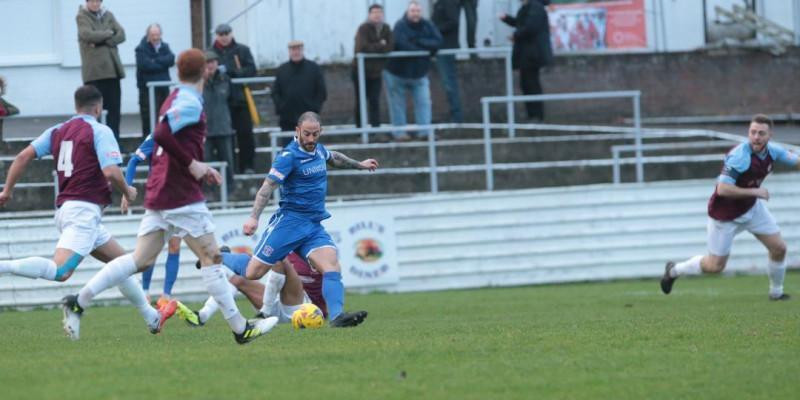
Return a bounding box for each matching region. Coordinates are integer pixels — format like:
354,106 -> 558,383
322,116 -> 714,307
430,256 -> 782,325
177,49 -> 206,83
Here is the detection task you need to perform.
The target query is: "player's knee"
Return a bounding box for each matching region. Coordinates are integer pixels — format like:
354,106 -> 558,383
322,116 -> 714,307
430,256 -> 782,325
229,275 -> 246,288
770,242 -> 787,260
211,251 -> 223,265
245,267 -> 265,280
705,259 -> 726,274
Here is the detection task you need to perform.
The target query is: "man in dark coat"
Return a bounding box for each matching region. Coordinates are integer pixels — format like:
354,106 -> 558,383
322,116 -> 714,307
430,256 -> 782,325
384,1 -> 442,140
211,24 -> 257,173
432,0 -> 463,123
135,23 -> 175,137
272,40 -> 327,144
500,0 -> 553,121
352,4 -> 393,128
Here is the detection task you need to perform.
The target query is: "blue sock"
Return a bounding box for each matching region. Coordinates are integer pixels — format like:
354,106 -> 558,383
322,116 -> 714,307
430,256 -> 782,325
322,271 -> 344,320
141,265 -> 154,291
221,252 -> 250,276
163,252 -> 180,296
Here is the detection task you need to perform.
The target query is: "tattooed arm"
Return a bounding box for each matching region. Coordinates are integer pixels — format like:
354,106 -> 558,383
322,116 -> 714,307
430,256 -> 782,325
243,177 -> 280,236
327,150 -> 379,171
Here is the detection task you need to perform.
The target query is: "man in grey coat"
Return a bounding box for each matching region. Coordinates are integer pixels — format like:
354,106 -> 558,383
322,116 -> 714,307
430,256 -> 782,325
203,51 -> 235,188
76,0 -> 126,138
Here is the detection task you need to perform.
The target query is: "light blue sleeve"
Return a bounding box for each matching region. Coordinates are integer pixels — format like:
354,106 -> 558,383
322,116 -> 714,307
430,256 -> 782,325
717,144 -> 750,185
268,150 -> 294,184
767,142 -> 799,167
134,134 -> 155,161
163,92 -> 203,133
93,125 -> 123,168
30,124 -> 60,158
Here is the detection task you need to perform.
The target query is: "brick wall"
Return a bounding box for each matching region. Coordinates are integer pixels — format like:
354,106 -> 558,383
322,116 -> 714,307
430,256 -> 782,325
255,48 -> 800,127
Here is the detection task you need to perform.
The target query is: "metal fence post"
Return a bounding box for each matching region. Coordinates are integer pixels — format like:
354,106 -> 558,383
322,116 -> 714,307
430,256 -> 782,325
612,147 -> 621,185
220,162 -> 228,207
357,54 -> 369,144
633,93 -> 644,183
52,171 -> 59,210
428,127 -> 438,194
482,101 -> 494,191
270,134 -> 281,203
504,51 -> 515,138
148,83 -> 156,134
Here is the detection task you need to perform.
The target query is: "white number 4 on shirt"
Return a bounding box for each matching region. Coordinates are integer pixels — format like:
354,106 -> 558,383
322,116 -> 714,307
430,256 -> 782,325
57,140 -> 74,177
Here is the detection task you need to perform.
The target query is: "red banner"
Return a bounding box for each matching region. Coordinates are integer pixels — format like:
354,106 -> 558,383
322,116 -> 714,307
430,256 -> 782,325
548,0 -> 647,52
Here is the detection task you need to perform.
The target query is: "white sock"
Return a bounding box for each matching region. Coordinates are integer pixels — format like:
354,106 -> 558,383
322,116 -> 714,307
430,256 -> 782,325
78,254 -> 137,309
0,257 -> 57,280
117,275 -> 159,328
260,270 -> 286,315
201,264 -> 246,334
767,259 -> 786,297
198,296 -> 219,324
673,255 -> 703,277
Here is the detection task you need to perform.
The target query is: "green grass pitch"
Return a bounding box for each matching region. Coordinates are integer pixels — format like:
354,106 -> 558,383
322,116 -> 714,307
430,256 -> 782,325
0,273 -> 797,399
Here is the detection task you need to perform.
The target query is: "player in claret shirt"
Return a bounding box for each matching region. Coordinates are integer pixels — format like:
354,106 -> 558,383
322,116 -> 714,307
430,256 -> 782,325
62,49 -> 278,344
0,85 -> 171,339
661,114 -> 799,301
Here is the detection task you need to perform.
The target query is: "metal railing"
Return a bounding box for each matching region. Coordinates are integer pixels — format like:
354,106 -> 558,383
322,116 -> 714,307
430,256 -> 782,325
481,91 -> 642,188
355,47 -> 513,144
146,76 -> 275,136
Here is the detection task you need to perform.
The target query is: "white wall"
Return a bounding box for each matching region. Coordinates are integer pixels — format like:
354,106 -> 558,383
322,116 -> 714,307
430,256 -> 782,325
0,0 -> 191,117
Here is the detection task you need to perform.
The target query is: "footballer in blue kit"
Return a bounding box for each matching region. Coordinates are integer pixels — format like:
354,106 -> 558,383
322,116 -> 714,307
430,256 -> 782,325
242,111 -> 377,327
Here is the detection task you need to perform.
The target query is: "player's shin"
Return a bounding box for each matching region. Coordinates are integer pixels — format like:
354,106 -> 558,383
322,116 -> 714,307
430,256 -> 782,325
201,264 -> 247,333
259,269 -> 286,316
163,252 -> 180,295
322,271 -> 345,320
77,253 -> 138,308
0,257 -> 57,280
767,258 -> 786,297
673,255 -> 703,277
118,275 -> 159,326
198,296 -> 219,324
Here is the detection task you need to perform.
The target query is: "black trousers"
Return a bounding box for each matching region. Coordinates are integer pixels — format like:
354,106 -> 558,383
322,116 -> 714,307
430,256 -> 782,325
351,70 -> 382,128
519,66 -> 544,120
204,135 -> 236,187
87,78 -> 121,138
138,86 -> 169,137
229,104 -> 254,172
461,0 -> 478,48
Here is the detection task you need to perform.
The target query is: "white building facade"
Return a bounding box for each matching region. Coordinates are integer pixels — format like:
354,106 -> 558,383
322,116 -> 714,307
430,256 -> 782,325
1,0 -> 798,117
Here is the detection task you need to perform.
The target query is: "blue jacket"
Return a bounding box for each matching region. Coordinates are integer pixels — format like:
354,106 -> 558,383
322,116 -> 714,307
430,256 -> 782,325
386,15 -> 443,79
135,36 -> 175,89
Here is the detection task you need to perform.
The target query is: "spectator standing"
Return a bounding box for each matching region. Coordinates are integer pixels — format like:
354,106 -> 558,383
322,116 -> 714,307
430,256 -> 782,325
384,1 -> 443,140
135,23 -> 175,137
203,51 -> 236,187
211,24 -> 256,174
500,0 -> 553,121
461,0 -> 478,49
432,0 -> 464,123
272,40 -> 327,144
76,0 -> 126,139
352,4 -> 394,128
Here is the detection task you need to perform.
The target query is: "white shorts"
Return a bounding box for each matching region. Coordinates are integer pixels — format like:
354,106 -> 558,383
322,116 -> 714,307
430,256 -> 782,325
138,202 -> 216,239
707,199 -> 780,256
274,293 -> 312,324
54,200 -> 112,256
